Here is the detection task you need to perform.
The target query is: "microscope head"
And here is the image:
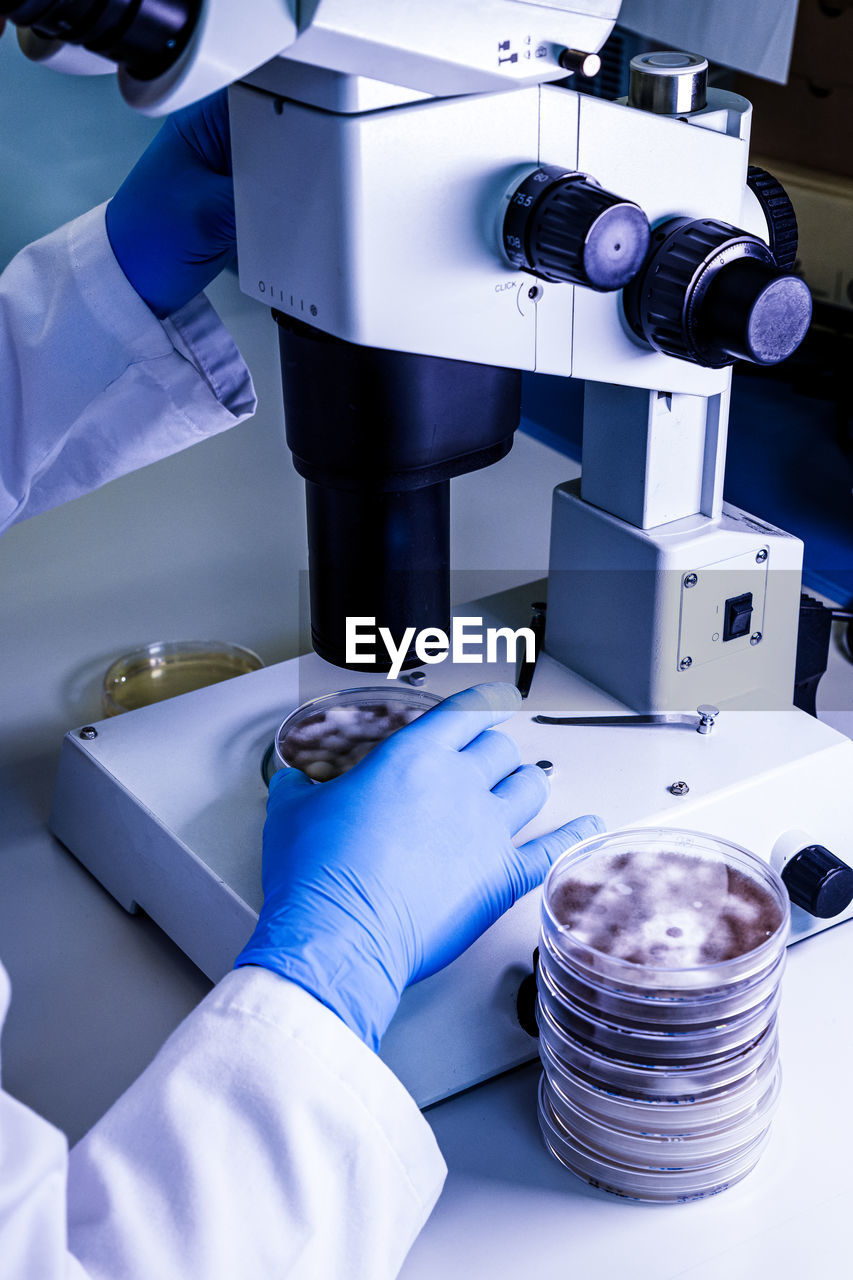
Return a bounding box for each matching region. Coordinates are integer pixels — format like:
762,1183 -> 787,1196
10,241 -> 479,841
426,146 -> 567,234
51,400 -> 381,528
4,0 -> 620,112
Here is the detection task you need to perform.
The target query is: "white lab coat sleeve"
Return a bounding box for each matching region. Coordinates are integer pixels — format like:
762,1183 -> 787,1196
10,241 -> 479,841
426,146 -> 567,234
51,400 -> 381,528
66,967 -> 446,1280
0,204 -> 256,535
0,962 -> 88,1279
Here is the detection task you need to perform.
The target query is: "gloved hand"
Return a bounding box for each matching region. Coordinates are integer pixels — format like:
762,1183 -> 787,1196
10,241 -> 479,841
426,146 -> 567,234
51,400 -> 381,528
106,91 -> 235,318
236,683 -> 604,1050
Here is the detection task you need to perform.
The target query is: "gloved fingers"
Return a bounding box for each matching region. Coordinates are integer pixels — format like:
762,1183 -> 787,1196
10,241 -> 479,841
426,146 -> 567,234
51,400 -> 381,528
491,762 -> 550,833
514,813 -> 607,889
267,765 -> 315,809
405,683 -> 521,751
461,728 -> 521,789
172,90 -> 232,174
198,170 -> 237,258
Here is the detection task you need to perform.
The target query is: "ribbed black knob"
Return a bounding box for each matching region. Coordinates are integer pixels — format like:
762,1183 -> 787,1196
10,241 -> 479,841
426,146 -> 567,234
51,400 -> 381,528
503,166 -> 650,292
747,166 -> 799,271
623,216 -> 812,368
781,845 -> 853,918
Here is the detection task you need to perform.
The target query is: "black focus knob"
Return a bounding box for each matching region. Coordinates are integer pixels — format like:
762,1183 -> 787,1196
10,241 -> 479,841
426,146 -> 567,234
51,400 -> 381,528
781,845 -> 853,918
502,166 -> 650,291
746,166 -> 799,271
623,216 -> 813,369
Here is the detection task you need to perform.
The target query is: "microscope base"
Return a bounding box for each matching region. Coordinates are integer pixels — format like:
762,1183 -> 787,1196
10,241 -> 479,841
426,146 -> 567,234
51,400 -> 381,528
50,626 -> 853,1107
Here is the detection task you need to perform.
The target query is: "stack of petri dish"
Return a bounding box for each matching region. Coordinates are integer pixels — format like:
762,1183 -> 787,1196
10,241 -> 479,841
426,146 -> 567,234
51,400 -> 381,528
537,828 -> 790,1202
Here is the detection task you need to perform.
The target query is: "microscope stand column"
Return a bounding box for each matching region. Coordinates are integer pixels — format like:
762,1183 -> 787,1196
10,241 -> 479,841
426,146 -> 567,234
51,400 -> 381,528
545,381 -> 803,713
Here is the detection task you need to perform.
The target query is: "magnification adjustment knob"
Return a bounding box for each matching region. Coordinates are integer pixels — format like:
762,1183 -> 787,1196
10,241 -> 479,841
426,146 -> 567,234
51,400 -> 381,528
502,166 -> 650,292
623,216 -> 812,368
746,166 -> 799,271
781,844 -> 853,919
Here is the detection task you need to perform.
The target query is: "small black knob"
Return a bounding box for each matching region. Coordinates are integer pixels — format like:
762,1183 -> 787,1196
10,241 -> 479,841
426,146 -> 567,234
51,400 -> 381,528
516,948 -> 540,1038
503,166 -> 650,292
746,166 -> 799,271
781,845 -> 853,918
623,216 -> 812,369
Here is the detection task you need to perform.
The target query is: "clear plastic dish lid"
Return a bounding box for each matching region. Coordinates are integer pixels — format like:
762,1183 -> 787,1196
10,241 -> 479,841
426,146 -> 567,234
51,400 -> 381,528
542,828 -> 790,993
102,639 -> 263,716
273,685 -> 442,782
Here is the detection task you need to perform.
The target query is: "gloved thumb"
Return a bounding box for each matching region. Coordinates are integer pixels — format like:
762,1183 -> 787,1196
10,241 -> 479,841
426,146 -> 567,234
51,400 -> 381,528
267,766 -> 315,806
515,812 -> 606,891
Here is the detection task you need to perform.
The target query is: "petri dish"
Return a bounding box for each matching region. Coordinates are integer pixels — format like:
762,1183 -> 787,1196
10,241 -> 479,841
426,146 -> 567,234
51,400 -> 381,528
536,950 -> 783,1063
538,1030 -> 780,1133
541,828 -> 790,996
537,922 -> 787,1027
536,995 -> 780,1101
538,1075 -> 774,1203
273,686 -> 443,782
102,640 -> 263,716
543,1064 -> 781,1164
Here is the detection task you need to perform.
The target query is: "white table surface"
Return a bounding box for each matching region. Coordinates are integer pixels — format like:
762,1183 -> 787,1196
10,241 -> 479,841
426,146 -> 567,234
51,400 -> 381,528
2,36 -> 853,1277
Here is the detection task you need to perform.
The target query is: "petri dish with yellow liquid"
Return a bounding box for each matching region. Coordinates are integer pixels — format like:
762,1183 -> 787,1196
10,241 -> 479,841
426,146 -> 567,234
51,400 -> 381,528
102,640 -> 263,716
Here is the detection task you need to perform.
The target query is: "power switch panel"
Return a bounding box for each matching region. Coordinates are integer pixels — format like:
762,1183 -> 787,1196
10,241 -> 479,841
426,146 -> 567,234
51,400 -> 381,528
724,592 -> 754,642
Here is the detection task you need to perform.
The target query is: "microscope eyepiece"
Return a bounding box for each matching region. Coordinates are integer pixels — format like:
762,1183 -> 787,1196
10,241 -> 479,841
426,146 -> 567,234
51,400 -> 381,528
502,166 -> 650,292
1,0 -> 201,80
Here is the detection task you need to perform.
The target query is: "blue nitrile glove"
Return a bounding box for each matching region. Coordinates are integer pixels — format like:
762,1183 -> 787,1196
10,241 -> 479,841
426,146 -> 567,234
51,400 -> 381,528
106,91 -> 235,318
235,683 -> 604,1050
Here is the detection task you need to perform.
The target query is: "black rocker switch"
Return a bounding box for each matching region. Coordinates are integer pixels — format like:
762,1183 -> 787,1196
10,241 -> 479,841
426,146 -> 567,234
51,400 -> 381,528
724,592 -> 753,642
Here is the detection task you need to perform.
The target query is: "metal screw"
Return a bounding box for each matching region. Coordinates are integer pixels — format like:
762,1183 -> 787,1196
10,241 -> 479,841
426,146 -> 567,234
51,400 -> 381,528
679,656 -> 693,670
683,573 -> 698,589
79,726 -> 98,740
405,670 -> 426,686
696,704 -> 719,734
669,781 -> 690,796
535,760 -> 555,776
756,549 -> 768,564
750,632 -> 763,646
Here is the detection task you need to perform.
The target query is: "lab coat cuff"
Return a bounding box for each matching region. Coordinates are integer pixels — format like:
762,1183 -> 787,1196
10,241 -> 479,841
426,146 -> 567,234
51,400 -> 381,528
68,204 -> 256,426
215,967 -> 447,1209
162,291 -> 256,422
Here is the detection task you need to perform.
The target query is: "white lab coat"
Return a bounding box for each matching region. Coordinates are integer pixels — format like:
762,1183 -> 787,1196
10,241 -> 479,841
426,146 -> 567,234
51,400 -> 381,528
0,963 -> 445,1279
0,209 -> 446,1276
0,204 -> 256,533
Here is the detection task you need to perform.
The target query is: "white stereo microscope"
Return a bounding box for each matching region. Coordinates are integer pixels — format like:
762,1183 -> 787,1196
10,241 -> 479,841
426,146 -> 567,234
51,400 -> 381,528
7,1 -> 853,1105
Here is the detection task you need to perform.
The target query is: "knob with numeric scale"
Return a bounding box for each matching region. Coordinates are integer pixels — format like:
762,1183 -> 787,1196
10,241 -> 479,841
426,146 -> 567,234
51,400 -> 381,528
501,165 -> 651,292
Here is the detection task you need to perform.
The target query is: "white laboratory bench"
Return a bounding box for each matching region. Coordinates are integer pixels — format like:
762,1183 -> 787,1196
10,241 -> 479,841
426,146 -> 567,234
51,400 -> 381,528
2,269 -> 853,1280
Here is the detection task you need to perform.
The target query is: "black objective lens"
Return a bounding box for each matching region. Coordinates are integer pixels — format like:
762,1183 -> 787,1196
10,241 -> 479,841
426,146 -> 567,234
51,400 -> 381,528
1,0 -> 201,80
275,314 -> 521,672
